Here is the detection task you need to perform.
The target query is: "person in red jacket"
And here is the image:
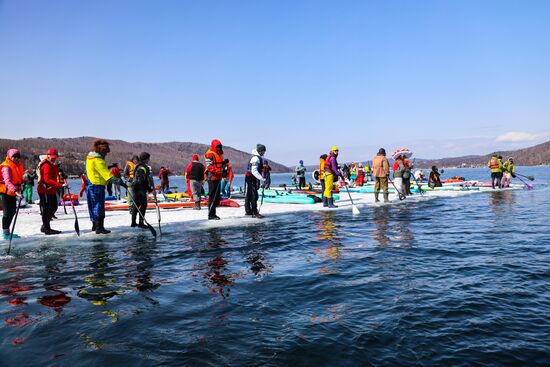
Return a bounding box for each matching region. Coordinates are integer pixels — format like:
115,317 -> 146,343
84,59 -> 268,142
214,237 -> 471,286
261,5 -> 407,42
158,166 -> 172,192
204,139 -> 226,220
37,148 -> 64,235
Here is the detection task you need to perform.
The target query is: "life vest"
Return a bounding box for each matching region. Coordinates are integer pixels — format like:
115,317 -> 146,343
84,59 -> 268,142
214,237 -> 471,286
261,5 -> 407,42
246,156 -> 264,178
132,162 -> 152,190
125,161 -> 136,179
204,149 -> 224,180
489,158 -> 500,170
319,158 -> 326,180
0,158 -> 24,196
188,162 -> 205,181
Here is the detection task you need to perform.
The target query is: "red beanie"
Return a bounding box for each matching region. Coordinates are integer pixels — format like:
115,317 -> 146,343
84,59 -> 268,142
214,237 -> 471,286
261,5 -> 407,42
192,154 -> 199,161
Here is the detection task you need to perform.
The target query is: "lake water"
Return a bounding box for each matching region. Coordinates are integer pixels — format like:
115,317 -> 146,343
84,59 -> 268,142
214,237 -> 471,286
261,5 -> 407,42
1,167 -> 549,366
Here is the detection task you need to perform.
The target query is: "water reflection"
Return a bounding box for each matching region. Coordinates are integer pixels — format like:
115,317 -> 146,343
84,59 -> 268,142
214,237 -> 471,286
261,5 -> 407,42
77,244 -> 119,307
371,206 -> 391,247
242,226 -> 272,277
393,206 -> 414,247
126,237 -> 160,293
314,212 -> 342,274
39,254 -> 71,313
201,228 -> 237,300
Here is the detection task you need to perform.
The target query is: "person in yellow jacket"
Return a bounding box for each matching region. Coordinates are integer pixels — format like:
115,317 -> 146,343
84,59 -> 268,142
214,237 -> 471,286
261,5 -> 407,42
501,157 -> 516,188
323,146 -> 340,208
85,139 -> 126,234
319,154 -> 327,206
487,153 -> 503,189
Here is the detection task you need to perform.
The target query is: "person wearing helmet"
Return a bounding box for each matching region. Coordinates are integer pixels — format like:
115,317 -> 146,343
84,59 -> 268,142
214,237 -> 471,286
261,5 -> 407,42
372,148 -> 390,202
323,146 -> 340,208
295,160 -> 306,189
245,144 -> 267,218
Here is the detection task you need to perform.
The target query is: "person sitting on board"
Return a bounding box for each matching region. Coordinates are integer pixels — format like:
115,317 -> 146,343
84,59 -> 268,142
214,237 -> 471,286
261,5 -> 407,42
37,148 -> 64,235
428,166 -> 443,188
295,160 -> 307,190
86,139 -> 126,234
373,148 -> 390,203
245,144 -> 267,218
131,152 -> 154,229
501,157 -> 516,188
323,146 -> 340,208
487,153 -> 503,189
0,149 -> 24,240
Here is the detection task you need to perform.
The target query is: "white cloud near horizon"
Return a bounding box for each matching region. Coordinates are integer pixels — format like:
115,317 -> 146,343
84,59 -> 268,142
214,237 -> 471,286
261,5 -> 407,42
495,131 -> 550,142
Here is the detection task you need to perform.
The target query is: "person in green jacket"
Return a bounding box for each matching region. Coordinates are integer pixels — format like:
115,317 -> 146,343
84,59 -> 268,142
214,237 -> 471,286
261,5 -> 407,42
487,154 -> 503,189
501,157 -> 516,188
22,169 -> 36,204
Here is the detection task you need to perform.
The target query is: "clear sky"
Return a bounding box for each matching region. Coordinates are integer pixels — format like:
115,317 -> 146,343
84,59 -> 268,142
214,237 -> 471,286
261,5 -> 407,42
1,0 -> 549,165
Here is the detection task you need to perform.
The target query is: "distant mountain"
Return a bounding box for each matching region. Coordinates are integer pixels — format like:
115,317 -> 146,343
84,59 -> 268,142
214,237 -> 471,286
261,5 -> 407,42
415,140 -> 550,168
0,137 -> 290,175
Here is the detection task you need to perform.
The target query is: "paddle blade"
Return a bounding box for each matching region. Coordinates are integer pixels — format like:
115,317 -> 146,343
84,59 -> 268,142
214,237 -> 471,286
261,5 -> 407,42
75,219 -> 80,236
148,224 -> 157,239
352,205 -> 360,215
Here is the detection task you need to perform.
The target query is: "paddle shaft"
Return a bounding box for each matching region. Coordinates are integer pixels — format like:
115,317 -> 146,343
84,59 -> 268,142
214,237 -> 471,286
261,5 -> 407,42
389,179 -> 406,200
7,196 -> 23,255
126,188 -> 157,239
66,186 -> 80,236
152,190 -> 162,238
516,173 -> 534,181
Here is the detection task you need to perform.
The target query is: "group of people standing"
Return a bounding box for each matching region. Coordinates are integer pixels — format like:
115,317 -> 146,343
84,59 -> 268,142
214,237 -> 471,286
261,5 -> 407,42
488,154 -> 516,189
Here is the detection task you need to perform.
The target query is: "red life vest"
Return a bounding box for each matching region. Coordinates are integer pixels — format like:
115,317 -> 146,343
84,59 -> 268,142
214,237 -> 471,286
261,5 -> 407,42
204,149 -> 224,180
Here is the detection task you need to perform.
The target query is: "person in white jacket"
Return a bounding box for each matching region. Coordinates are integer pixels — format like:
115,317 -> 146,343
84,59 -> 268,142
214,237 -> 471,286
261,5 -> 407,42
245,144 -> 267,218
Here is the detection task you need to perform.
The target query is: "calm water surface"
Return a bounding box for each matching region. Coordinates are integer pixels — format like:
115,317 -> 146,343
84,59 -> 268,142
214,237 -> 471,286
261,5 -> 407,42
1,167 -> 549,366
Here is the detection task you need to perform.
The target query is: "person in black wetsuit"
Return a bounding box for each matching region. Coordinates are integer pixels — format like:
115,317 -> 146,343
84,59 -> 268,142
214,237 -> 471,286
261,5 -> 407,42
131,152 -> 154,228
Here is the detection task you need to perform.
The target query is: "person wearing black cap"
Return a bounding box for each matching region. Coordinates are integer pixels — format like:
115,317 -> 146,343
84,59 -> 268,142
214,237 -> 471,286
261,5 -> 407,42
245,144 -> 267,218
130,152 -> 154,228
372,148 -> 390,202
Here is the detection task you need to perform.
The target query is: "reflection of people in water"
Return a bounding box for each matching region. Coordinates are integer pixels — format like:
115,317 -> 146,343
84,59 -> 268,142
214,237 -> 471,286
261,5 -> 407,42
243,226 -> 272,276
127,240 -> 160,293
1,265 -> 32,336
77,244 -> 119,326
371,206 -> 391,247
202,228 -> 237,299
39,253 -> 71,313
314,212 -> 342,274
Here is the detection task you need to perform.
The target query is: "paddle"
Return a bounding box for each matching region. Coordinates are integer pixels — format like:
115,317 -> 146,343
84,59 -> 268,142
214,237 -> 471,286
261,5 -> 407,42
152,189 -> 162,238
126,189 -> 157,239
516,173 -> 535,181
61,184 -> 68,215
516,176 -> 534,190
258,178 -> 266,213
65,186 -> 80,236
339,170 -> 360,214
7,196 -> 23,255
389,179 -> 406,200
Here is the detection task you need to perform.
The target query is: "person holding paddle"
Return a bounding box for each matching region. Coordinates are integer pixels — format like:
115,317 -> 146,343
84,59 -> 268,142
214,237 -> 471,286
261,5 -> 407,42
244,144 -> 267,218
323,146 -> 340,208
37,148 -> 64,235
131,152 -> 154,229
0,149 -> 24,240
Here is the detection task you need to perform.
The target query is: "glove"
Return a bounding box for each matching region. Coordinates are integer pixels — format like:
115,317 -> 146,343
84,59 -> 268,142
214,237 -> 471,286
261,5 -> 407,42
512,173 -> 516,178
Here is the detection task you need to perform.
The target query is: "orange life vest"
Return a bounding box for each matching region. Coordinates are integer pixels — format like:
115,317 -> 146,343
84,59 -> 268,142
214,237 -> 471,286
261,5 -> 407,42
204,149 -> 224,180
0,158 -> 24,196
125,161 -> 136,179
489,158 -> 500,169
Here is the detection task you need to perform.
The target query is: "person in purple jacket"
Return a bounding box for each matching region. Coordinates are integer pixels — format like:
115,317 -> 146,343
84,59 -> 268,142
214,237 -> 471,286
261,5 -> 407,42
323,146 -> 340,208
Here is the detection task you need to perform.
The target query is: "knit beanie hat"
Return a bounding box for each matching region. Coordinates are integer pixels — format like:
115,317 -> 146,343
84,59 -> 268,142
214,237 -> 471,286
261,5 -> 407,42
139,152 -> 151,161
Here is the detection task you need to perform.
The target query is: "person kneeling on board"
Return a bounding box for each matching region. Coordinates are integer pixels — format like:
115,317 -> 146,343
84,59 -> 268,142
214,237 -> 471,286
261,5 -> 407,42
245,144 -> 267,218
131,152 -> 154,229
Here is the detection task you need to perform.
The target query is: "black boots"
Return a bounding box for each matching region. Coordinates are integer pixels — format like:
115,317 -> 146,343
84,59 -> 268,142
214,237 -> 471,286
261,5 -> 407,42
41,223 -> 61,235
137,217 -> 149,229
374,192 -> 380,202
95,217 -> 111,234
327,198 -> 338,208
383,193 -> 390,203
322,196 -> 328,207
193,201 -> 201,210
131,211 -> 138,227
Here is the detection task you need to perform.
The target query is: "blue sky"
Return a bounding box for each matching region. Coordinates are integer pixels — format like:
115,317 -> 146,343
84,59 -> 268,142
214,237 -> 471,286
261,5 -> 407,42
1,0 -> 549,165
